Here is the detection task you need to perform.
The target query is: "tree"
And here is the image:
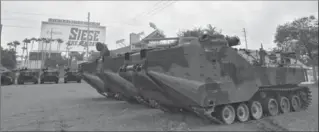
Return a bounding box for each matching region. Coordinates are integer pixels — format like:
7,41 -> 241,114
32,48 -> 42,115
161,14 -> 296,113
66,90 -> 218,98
30,37 -> 37,51
1,47 -> 17,69
7,42 -> 13,49
56,38 -> 64,52
177,24 -> 224,38
274,15 -> 318,83
22,38 -> 31,66
12,40 -> 21,53
177,27 -> 205,37
65,41 -> 72,64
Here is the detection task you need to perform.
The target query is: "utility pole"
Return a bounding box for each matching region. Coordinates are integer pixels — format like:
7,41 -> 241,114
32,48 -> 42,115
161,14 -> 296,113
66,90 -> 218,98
0,24 -> 3,87
39,39 -> 44,83
243,28 -> 248,49
49,28 -> 53,58
86,12 -> 90,59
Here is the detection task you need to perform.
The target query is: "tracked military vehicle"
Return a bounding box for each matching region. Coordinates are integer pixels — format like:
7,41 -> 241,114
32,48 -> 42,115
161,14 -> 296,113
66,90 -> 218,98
117,34 -> 312,124
79,59 -> 113,98
80,43 -> 141,102
40,68 -> 59,84
17,68 -> 39,84
82,35 -> 312,125
93,43 -> 169,106
64,67 -> 82,83
1,71 -> 15,85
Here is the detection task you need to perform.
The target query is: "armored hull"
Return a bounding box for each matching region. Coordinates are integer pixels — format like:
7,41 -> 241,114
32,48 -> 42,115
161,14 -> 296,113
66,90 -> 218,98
118,36 -> 312,124
40,69 -> 59,84
79,61 -> 111,97
64,71 -> 81,83
1,72 -> 14,85
80,36 -> 312,125
17,69 -> 39,84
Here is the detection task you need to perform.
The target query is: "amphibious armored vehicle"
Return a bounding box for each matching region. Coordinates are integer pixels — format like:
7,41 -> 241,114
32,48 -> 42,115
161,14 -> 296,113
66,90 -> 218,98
64,67 -> 81,83
79,60 -> 111,97
17,68 -> 39,84
83,35 -> 312,125
40,68 -> 59,84
80,44 -> 141,102
1,71 -> 15,85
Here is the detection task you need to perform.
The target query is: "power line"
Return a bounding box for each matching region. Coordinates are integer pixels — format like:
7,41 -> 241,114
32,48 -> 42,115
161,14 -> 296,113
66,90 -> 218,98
146,0 -> 177,18
121,1 -> 172,26
2,25 -> 37,29
130,0 -> 169,21
2,10 -> 68,18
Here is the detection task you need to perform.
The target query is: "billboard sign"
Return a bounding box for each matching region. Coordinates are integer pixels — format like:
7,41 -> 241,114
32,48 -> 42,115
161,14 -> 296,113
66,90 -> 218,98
39,18 -> 106,51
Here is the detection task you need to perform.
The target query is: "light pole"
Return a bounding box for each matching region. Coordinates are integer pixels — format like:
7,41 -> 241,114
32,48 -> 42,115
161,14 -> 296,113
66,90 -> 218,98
86,12 -> 90,60
0,24 -> 3,87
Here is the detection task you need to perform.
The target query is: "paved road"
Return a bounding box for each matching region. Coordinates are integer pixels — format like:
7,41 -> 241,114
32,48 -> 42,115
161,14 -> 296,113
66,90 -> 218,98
1,83 -> 318,131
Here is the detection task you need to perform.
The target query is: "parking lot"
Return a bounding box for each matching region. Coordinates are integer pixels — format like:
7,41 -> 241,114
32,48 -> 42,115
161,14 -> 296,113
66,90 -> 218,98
1,83 -> 318,131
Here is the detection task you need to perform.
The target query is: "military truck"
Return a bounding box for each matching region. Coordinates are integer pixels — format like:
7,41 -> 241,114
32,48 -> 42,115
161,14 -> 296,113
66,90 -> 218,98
40,68 -> 60,84
64,67 -> 81,83
17,68 -> 39,84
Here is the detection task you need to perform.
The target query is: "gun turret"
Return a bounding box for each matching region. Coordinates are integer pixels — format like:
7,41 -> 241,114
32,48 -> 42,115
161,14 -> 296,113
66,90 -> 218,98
225,36 -> 240,47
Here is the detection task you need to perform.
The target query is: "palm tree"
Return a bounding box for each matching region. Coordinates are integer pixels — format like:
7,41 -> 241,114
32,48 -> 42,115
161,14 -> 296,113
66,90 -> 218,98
56,38 -> 64,52
32,38 -> 41,69
44,38 -> 53,58
12,40 -> 20,53
22,38 -> 31,67
30,37 -> 37,52
7,42 -> 13,49
39,38 -> 47,68
21,46 -> 27,66
205,24 -> 224,38
65,41 -> 72,66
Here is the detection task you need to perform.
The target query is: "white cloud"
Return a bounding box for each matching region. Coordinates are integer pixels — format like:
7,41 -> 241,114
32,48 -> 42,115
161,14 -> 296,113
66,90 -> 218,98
1,1 -> 318,54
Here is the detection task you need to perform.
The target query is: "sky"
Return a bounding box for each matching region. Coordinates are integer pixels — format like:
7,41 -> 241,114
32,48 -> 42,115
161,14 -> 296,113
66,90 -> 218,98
1,1 -> 318,55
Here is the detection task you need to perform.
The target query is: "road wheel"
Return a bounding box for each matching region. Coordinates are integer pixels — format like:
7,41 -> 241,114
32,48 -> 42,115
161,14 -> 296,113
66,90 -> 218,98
263,97 -> 279,116
289,94 -> 301,112
77,79 -> 81,83
217,105 -> 236,124
279,96 -> 291,113
236,103 -> 250,122
34,81 -> 38,84
249,100 -> 263,120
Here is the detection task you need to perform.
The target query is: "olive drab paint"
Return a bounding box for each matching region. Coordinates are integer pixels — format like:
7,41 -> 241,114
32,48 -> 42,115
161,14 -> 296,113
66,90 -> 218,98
80,34 -> 312,125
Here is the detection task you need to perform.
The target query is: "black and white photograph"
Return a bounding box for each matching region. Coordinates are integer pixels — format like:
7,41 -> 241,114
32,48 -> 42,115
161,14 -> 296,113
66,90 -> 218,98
0,0 -> 318,131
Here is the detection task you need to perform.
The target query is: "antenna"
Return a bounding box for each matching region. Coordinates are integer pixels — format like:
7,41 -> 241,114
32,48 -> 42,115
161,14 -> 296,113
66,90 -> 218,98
243,28 -> 248,49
